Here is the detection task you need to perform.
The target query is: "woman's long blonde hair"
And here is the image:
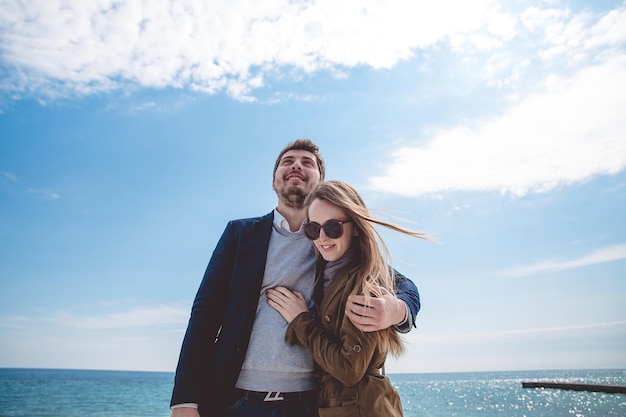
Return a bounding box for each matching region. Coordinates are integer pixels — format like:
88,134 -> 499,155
305,180 -> 428,356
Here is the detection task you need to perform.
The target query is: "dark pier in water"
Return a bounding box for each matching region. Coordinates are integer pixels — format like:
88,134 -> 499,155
522,381 -> 626,394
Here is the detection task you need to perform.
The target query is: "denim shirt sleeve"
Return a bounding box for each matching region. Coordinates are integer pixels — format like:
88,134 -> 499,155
393,268 -> 420,332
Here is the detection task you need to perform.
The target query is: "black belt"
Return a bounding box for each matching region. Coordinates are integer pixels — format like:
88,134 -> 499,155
237,389 -> 316,402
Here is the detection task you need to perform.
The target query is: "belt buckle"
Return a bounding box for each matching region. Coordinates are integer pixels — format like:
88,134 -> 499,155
264,391 -> 285,402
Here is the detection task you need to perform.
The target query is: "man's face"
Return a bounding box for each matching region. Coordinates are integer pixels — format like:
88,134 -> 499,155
272,149 -> 321,207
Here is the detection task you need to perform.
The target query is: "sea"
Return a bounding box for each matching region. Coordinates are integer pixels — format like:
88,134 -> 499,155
0,368 -> 625,417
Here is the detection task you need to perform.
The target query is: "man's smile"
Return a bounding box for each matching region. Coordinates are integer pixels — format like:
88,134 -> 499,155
285,173 -> 305,181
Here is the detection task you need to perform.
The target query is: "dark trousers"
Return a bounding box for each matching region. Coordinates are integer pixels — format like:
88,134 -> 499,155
221,390 -> 318,417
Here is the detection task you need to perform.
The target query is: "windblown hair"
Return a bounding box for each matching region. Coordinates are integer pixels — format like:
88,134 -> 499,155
273,139 -> 326,180
305,180 -> 428,356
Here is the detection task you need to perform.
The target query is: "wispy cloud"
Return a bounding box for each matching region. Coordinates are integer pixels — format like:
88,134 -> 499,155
417,320 -> 626,343
25,188 -> 61,200
499,244 -> 626,278
1,174 -> 62,199
370,5 -> 626,197
1,171 -> 18,189
50,305 -> 190,329
1,171 -> 17,182
0,305 -> 189,329
129,101 -> 158,112
0,307 -> 188,371
0,0 -> 499,101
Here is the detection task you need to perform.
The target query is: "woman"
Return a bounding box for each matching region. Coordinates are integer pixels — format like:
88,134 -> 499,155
266,180 -> 428,417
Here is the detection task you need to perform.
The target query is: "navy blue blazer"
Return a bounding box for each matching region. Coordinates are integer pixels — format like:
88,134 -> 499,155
170,211 -> 420,415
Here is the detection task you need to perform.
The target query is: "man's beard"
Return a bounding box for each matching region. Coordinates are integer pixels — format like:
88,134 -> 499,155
279,186 -> 308,208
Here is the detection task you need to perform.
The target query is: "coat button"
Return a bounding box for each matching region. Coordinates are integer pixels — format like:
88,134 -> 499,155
353,345 -> 362,352
324,315 -> 331,323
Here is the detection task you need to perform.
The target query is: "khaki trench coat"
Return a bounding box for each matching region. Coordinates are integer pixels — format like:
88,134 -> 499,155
286,265 -> 403,417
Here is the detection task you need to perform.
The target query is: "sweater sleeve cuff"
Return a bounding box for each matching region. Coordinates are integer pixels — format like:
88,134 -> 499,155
170,403 -> 199,410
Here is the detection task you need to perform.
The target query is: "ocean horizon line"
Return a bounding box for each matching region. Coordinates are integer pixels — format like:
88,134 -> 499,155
2,366 -> 624,375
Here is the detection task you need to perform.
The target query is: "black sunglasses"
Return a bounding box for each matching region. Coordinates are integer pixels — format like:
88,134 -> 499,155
304,219 -> 352,240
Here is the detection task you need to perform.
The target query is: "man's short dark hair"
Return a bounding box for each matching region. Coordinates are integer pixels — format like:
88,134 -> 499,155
273,139 -> 325,180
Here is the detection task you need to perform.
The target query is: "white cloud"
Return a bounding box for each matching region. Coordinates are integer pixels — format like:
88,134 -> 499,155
1,1 -> 623,107
367,3 -> 626,197
370,54 -> 626,197
500,244 -> 626,278
0,0 -> 498,101
588,5 -> 626,48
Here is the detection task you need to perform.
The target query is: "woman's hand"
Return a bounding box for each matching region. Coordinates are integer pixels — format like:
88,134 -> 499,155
266,286 -> 309,323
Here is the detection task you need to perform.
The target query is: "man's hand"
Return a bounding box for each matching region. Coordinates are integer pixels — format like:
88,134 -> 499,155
346,286 -> 407,332
171,407 -> 200,417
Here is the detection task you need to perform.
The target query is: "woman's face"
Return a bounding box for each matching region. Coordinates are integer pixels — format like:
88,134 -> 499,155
307,198 -> 355,262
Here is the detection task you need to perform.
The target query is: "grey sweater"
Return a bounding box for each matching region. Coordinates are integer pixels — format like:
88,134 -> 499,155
235,219 -> 318,392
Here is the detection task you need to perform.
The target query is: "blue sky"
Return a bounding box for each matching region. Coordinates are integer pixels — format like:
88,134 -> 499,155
1,0 -> 625,374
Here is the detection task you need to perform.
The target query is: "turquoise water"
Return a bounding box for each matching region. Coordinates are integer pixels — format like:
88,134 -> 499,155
0,369 -> 172,417
0,368 -> 625,416
392,369 -> 626,417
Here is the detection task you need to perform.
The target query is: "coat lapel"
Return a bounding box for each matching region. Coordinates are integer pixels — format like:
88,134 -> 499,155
319,265 -> 359,322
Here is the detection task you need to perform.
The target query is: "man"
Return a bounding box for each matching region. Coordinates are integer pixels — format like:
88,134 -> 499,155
170,139 -> 420,417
